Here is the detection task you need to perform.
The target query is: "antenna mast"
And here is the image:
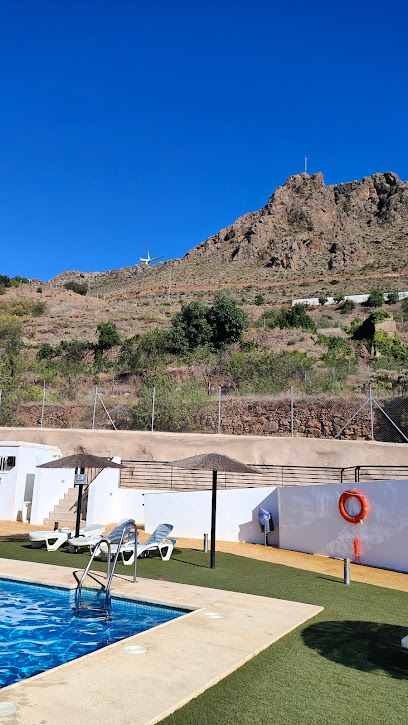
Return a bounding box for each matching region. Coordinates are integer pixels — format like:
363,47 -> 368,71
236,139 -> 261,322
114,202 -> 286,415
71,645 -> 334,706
304,156 -> 308,173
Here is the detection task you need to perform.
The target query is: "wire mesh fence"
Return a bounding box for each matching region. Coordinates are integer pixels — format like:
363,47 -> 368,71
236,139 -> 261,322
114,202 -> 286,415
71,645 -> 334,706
2,381 -> 408,443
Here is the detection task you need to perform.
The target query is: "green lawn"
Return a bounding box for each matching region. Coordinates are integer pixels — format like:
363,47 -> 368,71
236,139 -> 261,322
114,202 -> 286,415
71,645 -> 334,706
1,540 -> 407,724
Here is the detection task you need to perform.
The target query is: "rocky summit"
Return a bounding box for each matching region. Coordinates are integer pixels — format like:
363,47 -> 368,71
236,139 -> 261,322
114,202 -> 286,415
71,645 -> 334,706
49,171 -> 408,297
185,171 -> 408,272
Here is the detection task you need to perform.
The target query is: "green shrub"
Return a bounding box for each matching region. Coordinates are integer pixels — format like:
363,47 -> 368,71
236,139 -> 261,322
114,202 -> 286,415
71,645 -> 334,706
387,292 -> 399,305
221,349 -> 314,394
37,343 -> 56,360
341,299 -> 356,313
333,293 -> 345,304
130,378 -> 210,433
21,385 -> 44,401
373,330 -> 408,364
316,315 -> 337,329
366,288 -> 384,308
352,311 -> 390,344
63,281 -> 88,295
318,296 -> 328,306
254,293 -> 265,306
256,309 -> 279,329
276,304 -> 316,333
0,299 -> 46,317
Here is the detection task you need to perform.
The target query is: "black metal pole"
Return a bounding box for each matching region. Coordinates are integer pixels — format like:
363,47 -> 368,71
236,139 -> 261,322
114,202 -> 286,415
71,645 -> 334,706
210,470 -> 217,569
75,466 -> 85,539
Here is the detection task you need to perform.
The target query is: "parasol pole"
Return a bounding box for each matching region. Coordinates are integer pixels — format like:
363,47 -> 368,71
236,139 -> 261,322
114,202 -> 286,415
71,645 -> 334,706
210,469 -> 217,569
74,466 -> 86,539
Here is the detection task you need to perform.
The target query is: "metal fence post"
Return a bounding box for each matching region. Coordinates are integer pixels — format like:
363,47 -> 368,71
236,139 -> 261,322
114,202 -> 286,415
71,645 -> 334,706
92,386 -> 98,430
290,386 -> 294,438
217,386 -> 221,434
40,381 -> 46,428
369,386 -> 374,441
151,386 -> 156,432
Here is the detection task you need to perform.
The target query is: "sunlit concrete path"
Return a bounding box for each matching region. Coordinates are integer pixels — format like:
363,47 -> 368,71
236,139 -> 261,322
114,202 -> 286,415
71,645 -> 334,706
2,521 -> 408,593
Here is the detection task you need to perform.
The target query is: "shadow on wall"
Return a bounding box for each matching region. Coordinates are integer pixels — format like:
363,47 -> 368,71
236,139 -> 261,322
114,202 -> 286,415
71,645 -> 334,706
238,489 -> 279,545
302,620 -> 408,679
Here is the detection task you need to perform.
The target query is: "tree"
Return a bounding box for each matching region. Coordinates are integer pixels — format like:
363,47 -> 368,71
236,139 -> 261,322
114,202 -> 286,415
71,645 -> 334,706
96,321 -> 120,351
254,293 -> 265,306
94,322 -> 120,365
169,301 -> 213,352
366,288 -> 384,308
206,292 -> 247,348
318,296 -> 328,306
333,293 -> 345,304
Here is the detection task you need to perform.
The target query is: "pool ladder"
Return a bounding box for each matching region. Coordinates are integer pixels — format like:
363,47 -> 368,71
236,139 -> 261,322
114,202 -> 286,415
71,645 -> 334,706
75,519 -> 138,612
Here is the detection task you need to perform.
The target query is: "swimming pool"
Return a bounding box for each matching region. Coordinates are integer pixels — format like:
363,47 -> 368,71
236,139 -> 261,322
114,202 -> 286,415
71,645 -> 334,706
0,578 -> 187,689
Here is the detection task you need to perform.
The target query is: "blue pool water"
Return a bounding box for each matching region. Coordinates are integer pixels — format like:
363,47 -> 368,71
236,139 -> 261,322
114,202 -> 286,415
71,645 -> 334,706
0,578 -> 186,689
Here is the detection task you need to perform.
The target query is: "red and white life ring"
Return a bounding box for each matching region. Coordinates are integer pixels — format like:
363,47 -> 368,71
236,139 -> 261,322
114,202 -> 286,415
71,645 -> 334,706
339,489 -> 369,524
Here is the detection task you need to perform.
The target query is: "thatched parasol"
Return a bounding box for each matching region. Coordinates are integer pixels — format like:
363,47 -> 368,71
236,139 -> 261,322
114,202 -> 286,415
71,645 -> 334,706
170,453 -> 261,568
37,453 -> 122,538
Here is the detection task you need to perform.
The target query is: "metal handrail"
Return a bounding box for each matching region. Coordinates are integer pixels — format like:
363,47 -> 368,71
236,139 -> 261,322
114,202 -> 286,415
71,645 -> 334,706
75,520 -> 138,610
75,537 -> 112,607
106,520 -> 138,594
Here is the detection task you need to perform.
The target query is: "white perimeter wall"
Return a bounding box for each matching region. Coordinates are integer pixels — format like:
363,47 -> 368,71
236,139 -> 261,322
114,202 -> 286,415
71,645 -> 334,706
278,479 -> 408,572
30,468 -> 75,525
143,486 -> 279,545
292,291 -> 408,307
86,458 -> 149,526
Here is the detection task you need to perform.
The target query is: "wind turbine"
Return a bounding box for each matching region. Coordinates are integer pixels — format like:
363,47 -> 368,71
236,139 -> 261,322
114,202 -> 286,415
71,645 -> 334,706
139,236 -> 164,265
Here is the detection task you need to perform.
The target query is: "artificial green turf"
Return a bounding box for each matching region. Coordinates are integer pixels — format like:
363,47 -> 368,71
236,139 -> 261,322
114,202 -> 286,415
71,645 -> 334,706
1,540 -> 407,724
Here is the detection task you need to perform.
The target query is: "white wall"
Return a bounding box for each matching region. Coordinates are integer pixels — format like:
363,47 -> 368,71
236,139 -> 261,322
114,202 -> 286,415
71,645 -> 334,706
143,486 -> 279,545
278,479 -> 408,572
0,443 -> 60,521
30,468 -> 75,525
86,457 -> 149,526
292,291 -> 408,307
0,462 -> 16,520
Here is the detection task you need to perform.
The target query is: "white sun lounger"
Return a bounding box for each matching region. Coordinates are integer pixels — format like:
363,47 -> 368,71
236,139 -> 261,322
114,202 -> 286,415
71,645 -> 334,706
68,519 -> 128,554
29,524 -> 105,552
99,524 -> 176,565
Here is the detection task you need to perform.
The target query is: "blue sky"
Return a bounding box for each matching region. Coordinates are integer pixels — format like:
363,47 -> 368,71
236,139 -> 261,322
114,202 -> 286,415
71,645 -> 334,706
1,0 -> 407,280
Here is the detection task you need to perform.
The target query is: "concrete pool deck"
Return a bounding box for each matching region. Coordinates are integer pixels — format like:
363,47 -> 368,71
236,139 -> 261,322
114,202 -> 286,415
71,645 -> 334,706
0,558 -> 322,725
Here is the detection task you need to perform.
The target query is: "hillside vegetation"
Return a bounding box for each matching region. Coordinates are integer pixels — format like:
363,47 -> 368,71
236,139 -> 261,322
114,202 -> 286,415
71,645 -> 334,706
1,275 -> 408,437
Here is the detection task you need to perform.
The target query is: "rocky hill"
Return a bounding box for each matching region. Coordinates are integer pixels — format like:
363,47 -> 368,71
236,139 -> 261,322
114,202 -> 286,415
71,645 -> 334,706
49,171 -> 408,299
186,171 -> 408,270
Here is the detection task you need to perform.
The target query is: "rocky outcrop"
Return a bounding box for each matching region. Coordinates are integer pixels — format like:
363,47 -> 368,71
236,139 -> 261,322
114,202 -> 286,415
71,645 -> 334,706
48,171 -> 408,292
185,171 -> 408,273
